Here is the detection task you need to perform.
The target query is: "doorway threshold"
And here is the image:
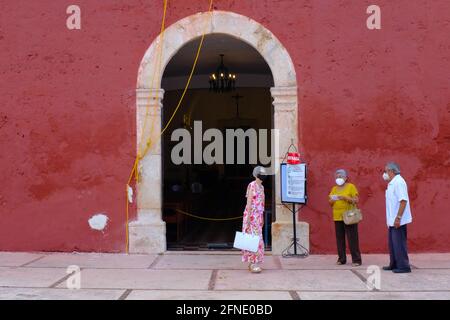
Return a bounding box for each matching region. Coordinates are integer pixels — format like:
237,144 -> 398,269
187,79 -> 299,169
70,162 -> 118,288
166,244 -> 272,253
163,250 -> 274,255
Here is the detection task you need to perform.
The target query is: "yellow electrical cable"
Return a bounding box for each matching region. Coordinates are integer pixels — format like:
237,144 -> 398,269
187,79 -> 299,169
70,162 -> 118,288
126,0 -> 168,253
141,0 -> 214,155
127,0 -> 167,184
137,0 -> 168,161
125,0 -> 214,253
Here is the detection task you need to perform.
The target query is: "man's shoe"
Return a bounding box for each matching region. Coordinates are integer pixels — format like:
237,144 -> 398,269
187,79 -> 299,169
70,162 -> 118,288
352,262 -> 362,267
392,268 -> 411,273
382,266 -> 394,271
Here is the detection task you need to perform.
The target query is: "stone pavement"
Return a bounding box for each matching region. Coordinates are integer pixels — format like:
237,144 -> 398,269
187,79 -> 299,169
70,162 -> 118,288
0,251 -> 450,300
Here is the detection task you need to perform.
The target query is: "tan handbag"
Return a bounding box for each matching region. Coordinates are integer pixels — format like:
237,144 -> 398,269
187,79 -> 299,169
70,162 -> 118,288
343,204 -> 363,225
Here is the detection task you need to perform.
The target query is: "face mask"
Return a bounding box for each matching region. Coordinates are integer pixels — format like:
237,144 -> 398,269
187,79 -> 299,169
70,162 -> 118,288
335,178 -> 345,186
257,174 -> 267,181
382,172 -> 390,181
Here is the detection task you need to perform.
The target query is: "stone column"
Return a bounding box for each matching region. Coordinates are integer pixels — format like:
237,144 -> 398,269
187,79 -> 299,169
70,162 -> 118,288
270,86 -> 310,255
129,88 -> 166,254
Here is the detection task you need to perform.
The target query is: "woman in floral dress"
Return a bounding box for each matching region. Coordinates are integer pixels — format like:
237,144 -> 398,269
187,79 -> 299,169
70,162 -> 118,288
242,166 -> 267,273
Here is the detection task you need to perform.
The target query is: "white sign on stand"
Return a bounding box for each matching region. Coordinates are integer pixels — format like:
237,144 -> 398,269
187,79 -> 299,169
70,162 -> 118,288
280,163 -> 307,204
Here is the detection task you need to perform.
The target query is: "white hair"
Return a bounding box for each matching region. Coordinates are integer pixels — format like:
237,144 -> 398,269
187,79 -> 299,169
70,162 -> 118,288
386,162 -> 401,175
252,166 -> 267,178
335,169 -> 348,178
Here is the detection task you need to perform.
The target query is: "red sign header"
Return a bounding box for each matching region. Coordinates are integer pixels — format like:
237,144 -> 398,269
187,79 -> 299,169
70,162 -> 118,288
287,152 -> 300,164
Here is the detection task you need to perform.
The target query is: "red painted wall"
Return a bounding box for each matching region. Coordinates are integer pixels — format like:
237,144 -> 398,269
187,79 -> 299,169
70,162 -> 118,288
0,0 -> 449,253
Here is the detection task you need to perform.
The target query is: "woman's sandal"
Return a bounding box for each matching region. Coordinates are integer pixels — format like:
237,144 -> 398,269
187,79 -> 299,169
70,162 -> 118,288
250,264 -> 262,273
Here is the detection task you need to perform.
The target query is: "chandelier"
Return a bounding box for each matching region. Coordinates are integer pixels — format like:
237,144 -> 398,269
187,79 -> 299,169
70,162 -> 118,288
209,54 -> 236,93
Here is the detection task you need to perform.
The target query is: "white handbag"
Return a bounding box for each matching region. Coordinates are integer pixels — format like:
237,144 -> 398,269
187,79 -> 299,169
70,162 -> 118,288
233,231 -> 260,253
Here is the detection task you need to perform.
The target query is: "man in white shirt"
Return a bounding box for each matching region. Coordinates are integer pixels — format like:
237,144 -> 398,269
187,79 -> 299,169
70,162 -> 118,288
382,162 -> 412,273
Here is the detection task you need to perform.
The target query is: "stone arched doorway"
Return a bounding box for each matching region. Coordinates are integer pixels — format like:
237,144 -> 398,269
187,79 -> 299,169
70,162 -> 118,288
129,10 -> 308,254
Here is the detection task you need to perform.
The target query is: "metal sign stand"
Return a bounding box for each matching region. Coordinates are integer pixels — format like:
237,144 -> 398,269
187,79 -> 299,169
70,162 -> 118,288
281,141 -> 309,258
281,202 -> 309,258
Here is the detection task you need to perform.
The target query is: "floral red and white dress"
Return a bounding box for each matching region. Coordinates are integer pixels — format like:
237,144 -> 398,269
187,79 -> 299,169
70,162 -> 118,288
242,180 -> 265,264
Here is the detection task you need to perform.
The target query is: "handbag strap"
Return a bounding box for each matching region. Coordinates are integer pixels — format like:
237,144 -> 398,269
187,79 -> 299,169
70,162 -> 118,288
347,202 -> 358,211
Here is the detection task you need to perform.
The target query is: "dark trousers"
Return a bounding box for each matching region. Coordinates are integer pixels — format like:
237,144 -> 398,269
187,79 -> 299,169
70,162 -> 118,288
334,221 -> 362,264
388,225 -> 411,271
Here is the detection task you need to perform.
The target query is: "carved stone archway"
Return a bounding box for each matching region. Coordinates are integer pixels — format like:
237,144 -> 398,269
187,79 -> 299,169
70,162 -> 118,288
130,11 -> 309,254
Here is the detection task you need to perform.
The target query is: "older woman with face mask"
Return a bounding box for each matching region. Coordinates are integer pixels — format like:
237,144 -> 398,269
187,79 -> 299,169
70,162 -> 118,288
328,169 -> 362,266
242,166 -> 267,273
